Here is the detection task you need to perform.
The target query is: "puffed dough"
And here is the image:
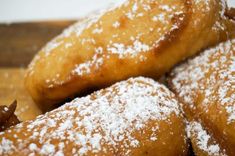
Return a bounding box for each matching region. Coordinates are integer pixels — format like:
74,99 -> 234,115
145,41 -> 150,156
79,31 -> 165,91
25,0 -> 235,111
169,39 -> 235,155
0,77 -> 188,156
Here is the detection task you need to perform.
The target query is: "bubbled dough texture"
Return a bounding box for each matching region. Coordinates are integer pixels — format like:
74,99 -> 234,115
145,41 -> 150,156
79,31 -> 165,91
25,0 -> 235,110
169,39 -> 235,155
0,77 -> 188,156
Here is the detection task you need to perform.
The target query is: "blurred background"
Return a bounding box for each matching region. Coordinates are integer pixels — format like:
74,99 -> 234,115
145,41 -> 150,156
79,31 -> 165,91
0,0 -> 234,23
0,0 -> 125,23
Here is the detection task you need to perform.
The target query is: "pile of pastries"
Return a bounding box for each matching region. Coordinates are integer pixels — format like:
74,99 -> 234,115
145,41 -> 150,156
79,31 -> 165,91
0,0 -> 234,155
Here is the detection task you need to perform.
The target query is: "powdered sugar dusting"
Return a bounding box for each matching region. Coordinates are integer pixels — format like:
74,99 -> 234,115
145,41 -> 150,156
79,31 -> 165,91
35,0 -> 187,77
231,59 -> 235,72
43,40 -> 63,56
41,1 -> 125,56
226,105 -> 235,123
0,138 -> 14,154
187,121 -> 226,156
73,52 -> 104,76
71,0 -> 185,75
41,12 -> 105,56
0,77 -> 182,155
171,39 -> 235,124
107,40 -> 150,58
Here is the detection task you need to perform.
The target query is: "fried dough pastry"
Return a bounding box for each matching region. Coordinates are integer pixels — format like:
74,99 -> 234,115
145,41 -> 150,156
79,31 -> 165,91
0,77 -> 188,155
187,121 -> 227,156
169,39 -> 235,155
25,0 -> 235,111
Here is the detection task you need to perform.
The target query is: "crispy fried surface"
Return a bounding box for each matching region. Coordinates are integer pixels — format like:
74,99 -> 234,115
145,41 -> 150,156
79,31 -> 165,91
0,77 -> 188,156
25,0 -> 235,111
169,39 -> 235,155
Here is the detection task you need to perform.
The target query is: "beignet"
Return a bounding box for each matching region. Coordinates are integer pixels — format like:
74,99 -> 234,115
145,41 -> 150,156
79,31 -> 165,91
25,0 -> 235,111
0,77 -> 188,155
169,39 -> 235,155
187,121 -> 227,156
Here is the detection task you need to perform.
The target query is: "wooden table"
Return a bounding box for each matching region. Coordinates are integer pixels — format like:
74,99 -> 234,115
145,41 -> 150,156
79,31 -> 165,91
0,21 -> 75,121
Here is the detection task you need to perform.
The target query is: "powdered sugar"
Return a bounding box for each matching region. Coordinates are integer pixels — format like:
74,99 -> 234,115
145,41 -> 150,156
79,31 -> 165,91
36,0 -> 186,78
231,59 -> 235,72
0,77 -> 182,155
226,105 -> 235,123
152,14 -> 165,22
107,40 -> 150,58
41,1 -> 123,57
0,138 -> 14,154
71,0 -> 182,75
171,39 -> 235,124
112,21 -> 120,28
187,121 -> 226,156
73,55 -> 103,76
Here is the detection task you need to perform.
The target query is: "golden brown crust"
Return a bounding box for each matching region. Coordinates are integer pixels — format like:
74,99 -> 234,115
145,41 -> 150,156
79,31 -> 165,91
0,77 -> 188,155
25,0 -> 235,111
153,0 -> 192,54
168,39 -> 235,155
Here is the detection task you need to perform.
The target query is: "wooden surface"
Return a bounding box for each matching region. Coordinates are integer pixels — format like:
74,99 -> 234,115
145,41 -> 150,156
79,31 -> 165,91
0,21 -> 75,67
0,21 -> 75,121
0,68 -> 42,121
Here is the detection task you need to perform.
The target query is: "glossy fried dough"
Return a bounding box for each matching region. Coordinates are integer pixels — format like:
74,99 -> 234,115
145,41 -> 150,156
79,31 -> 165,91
0,77 -> 188,155
169,39 -> 235,155
25,0 -> 235,111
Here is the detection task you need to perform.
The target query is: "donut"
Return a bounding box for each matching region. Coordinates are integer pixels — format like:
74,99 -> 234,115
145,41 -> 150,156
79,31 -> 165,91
25,0 -> 235,111
0,77 -> 188,155
168,39 -> 235,155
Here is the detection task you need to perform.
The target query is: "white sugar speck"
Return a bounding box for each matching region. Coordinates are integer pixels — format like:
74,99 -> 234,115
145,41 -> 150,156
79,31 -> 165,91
231,60 -> 235,72
113,21 -> 120,28
29,143 -> 38,151
92,28 -> 103,34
